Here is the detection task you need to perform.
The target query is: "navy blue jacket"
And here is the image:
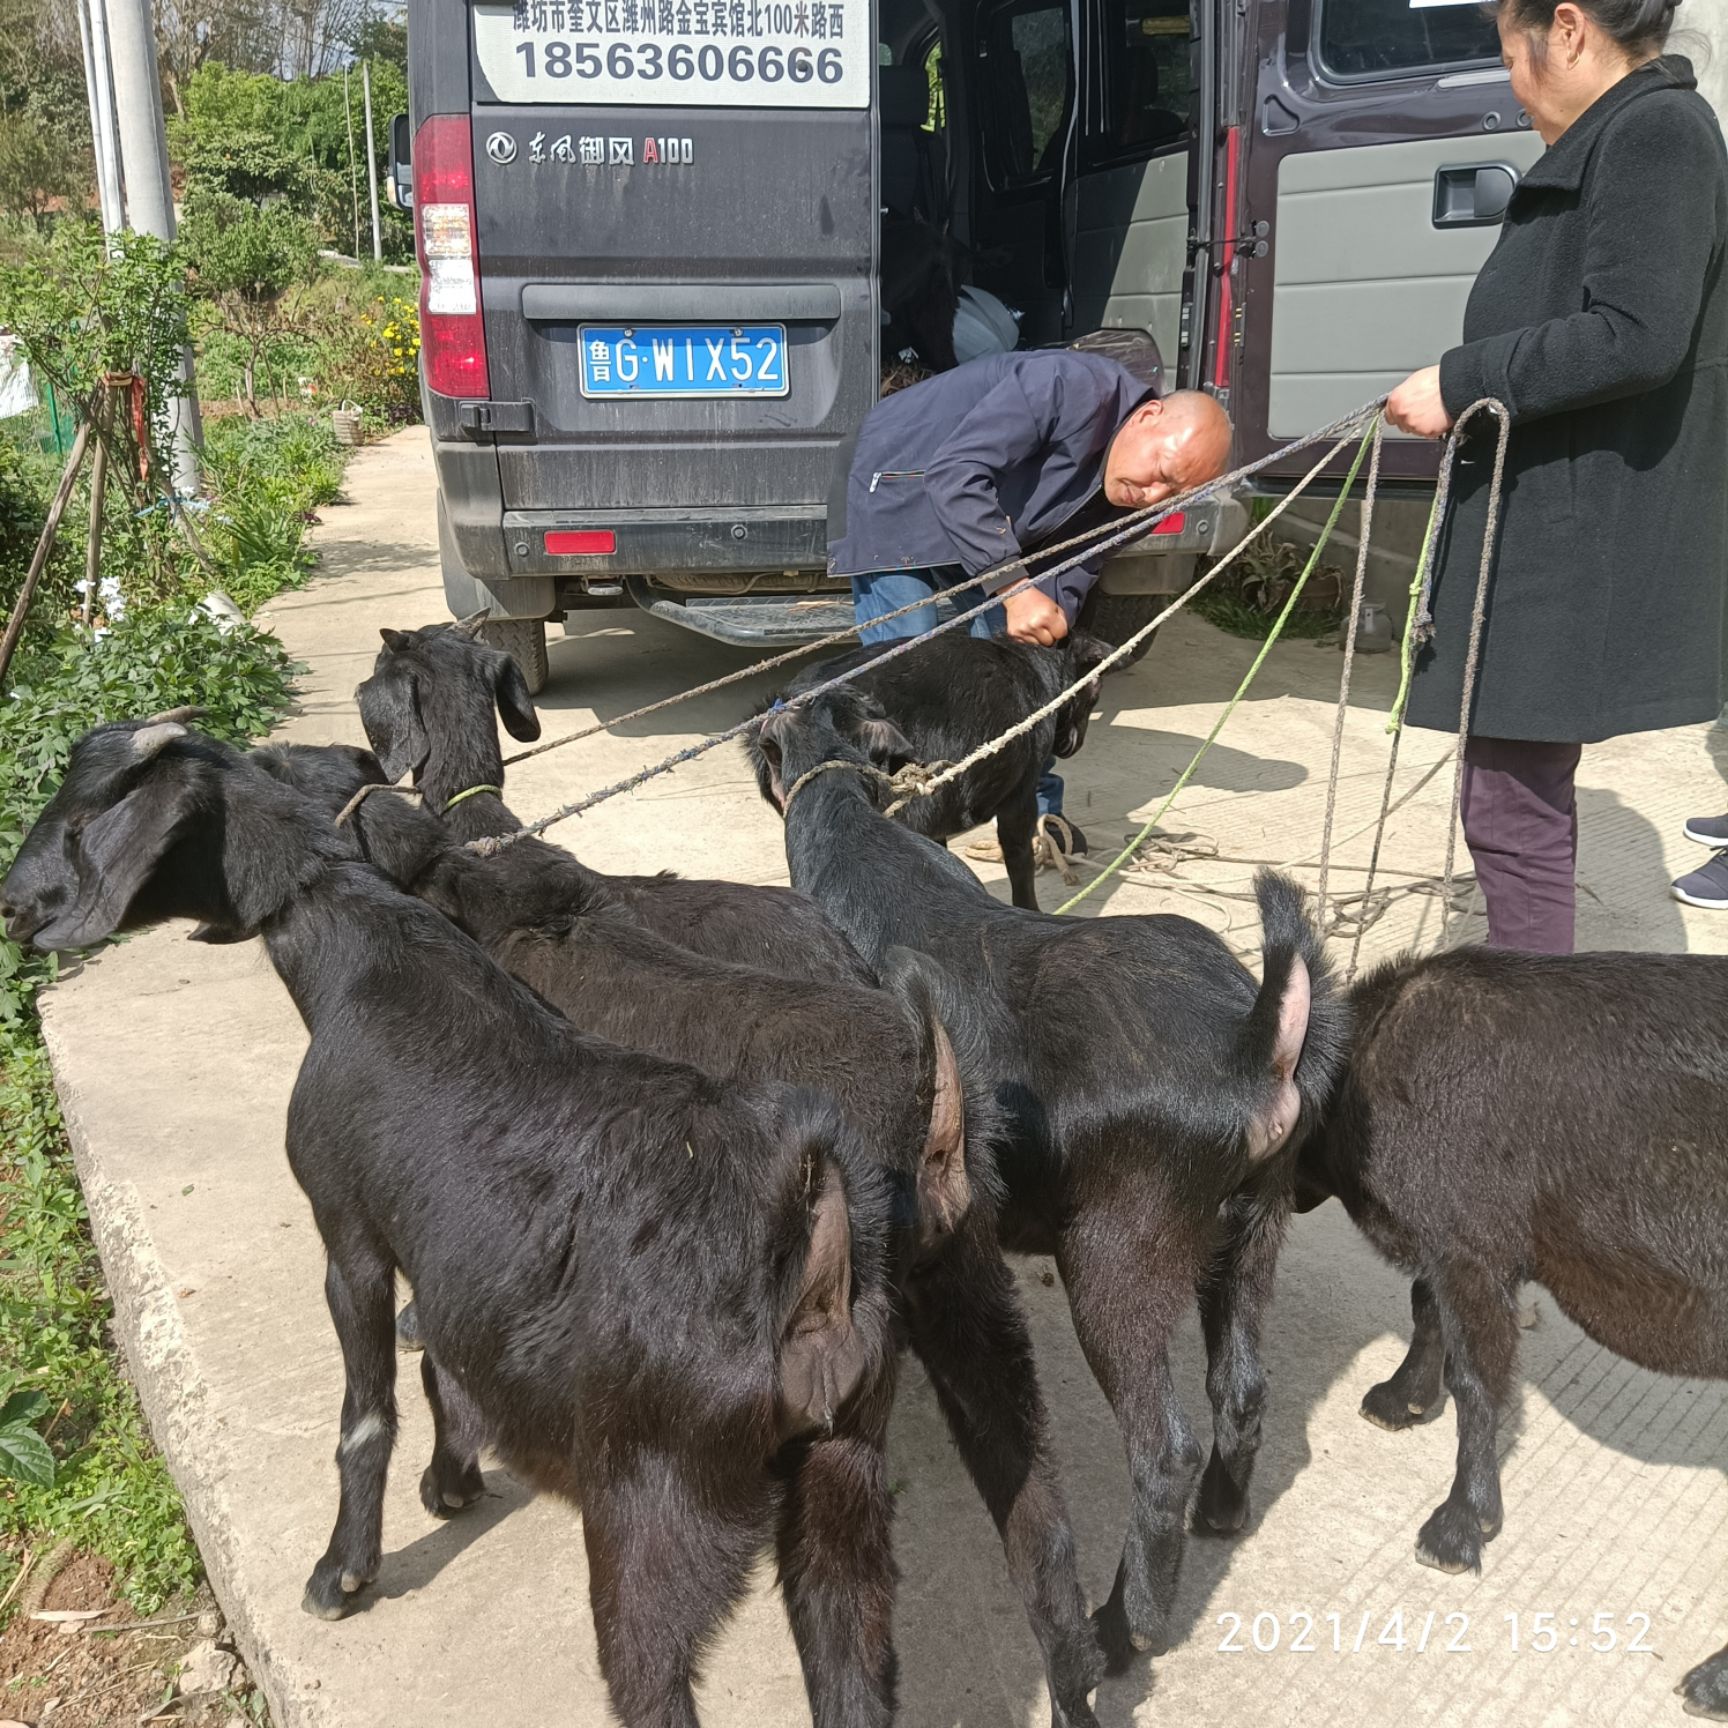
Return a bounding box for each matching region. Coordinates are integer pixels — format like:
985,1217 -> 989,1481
826,351 -> 1153,620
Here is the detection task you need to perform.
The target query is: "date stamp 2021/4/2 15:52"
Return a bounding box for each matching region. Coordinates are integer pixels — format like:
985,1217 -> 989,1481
1215,1610 -> 1659,1657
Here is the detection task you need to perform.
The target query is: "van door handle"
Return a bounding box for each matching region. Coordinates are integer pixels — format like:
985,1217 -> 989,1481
1433,163 -> 1519,228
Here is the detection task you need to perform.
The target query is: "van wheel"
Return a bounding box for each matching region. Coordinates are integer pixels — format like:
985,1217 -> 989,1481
1078,591 -> 1162,669
481,618 -> 550,695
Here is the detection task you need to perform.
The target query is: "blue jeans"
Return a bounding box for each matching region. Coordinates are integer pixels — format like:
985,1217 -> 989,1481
850,564 -> 1066,818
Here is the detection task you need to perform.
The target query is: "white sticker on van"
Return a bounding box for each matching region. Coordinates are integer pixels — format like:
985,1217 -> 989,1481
472,0 -> 869,111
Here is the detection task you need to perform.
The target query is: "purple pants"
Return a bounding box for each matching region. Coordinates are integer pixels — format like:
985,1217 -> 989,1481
1459,736 -> 1583,954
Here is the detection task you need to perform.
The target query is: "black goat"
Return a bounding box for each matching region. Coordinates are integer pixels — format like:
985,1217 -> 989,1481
749,693 -> 1350,1669
759,631 -> 1113,911
0,719 -> 908,1728
255,740 -> 1109,1727
1293,946 -> 1728,1723
357,619 -> 873,985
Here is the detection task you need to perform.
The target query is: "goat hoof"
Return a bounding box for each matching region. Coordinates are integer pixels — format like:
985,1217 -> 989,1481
1414,1503 -> 1486,1575
1050,1697 -> 1102,1728
1195,1455 -> 1251,1536
1090,1602 -> 1141,1678
420,1459 -> 485,1518
1678,1648 -> 1728,1719
1360,1379 -> 1438,1431
395,1300 -> 425,1352
302,1562 -> 369,1620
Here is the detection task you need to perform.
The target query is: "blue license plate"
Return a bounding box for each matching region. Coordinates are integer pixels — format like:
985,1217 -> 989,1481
578,324 -> 788,399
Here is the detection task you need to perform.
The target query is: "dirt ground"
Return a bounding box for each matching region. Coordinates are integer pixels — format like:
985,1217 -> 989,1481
0,1549 -> 253,1727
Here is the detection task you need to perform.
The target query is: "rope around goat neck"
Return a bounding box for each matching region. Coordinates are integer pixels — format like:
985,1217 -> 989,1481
779,756 -> 954,820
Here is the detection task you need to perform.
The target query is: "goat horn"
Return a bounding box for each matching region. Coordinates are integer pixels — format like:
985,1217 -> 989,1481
129,721 -> 189,762
453,609 -> 491,638
142,705 -> 206,726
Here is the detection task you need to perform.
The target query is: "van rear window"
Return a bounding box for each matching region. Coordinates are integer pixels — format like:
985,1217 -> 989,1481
1317,0 -> 1500,82
470,0 -> 870,109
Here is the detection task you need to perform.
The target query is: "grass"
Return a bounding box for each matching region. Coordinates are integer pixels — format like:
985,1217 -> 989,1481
0,410 -> 345,1621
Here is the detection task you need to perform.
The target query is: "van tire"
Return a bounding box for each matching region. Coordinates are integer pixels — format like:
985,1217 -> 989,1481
1078,591 -> 1161,669
481,617 -> 550,695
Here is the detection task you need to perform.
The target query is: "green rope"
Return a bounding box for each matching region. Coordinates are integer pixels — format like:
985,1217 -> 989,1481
1386,487 -> 1443,735
1054,425 -> 1377,916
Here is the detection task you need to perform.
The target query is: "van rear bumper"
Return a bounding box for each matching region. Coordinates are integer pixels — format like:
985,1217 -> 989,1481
499,504 -> 830,580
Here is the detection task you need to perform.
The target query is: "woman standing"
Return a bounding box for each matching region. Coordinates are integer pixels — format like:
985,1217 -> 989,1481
1386,0 -> 1728,951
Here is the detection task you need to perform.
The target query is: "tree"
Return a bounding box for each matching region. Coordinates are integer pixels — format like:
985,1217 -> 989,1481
0,112 -> 89,228
180,161 -> 319,412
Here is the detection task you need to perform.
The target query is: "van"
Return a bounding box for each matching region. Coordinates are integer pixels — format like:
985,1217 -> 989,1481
397,0 -> 1542,690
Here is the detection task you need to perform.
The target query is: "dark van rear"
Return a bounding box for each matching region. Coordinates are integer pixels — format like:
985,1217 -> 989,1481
402,0 -> 1540,690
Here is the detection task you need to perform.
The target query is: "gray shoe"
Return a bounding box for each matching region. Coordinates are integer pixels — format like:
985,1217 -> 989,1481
1672,851 -> 1728,909
1683,812 -> 1728,846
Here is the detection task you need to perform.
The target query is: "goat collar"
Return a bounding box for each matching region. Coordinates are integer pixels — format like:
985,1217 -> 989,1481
441,783 -> 503,815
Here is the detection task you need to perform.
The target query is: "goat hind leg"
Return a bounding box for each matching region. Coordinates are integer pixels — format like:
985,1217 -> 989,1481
1361,1277 -> 1449,1431
418,1351 -> 487,1516
996,777 -> 1042,912
304,1247 -> 398,1619
906,1231 -> 1102,1726
777,1429 -> 899,1728
1195,1186 -> 1286,1536
584,1463 -> 759,1728
1414,1258 -> 1519,1575
1059,1222 -> 1205,1672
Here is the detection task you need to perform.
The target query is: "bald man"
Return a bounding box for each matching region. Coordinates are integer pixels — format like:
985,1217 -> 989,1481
826,347 -> 1232,842
828,350 -> 1230,647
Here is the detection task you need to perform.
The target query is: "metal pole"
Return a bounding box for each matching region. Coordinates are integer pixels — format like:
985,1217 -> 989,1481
76,0 -> 124,234
344,65 -> 362,259
362,60 -> 383,263
105,0 -> 201,496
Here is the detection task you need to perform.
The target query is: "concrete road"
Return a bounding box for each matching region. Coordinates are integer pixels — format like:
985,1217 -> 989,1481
39,429 -> 1728,1727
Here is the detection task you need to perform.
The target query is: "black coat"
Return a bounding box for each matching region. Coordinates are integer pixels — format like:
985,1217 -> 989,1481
1408,57 -> 1728,744
826,351 -> 1150,621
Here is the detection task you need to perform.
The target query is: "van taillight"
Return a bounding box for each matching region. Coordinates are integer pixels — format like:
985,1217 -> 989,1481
414,116 -> 490,400
1152,512 -> 1187,535
545,531 -> 617,555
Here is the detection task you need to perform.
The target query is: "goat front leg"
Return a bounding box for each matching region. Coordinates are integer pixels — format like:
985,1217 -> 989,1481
905,1227 -> 1102,1728
1195,1183 -> 1288,1536
304,1247 -> 399,1619
418,1351 -> 488,1517
776,1426 -> 898,1728
1413,1257 -> 1518,1575
996,775 -> 1042,911
1059,1212 -> 1205,1673
1361,1277 -> 1449,1431
1680,1641 -> 1728,1721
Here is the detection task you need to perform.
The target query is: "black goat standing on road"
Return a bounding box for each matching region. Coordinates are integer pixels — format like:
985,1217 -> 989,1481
255,740 -> 1109,1728
1293,946 -> 1728,1723
1,719 -> 908,1728
749,691 -> 1350,1670
358,617 -> 874,984
759,631 -> 1113,910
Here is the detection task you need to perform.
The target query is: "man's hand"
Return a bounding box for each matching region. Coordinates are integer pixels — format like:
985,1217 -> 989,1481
1386,366 -> 1454,439
1001,585 -> 1068,646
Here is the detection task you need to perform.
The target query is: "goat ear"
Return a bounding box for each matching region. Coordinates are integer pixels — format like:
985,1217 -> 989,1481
453,608 -> 490,639
916,1017 -> 970,1251
857,713 -> 916,770
379,628 -> 412,653
357,671 -> 429,784
490,652 -> 541,742
751,718 -> 788,810
59,774 -> 197,949
775,1160 -> 867,1442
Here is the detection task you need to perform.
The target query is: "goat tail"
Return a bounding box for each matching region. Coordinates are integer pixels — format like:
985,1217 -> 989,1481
1236,872 -> 1352,1159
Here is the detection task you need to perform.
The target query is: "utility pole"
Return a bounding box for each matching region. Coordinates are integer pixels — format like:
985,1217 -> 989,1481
76,0 -> 123,236
362,60 -> 383,264
343,65 -> 362,259
104,0 -> 201,496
